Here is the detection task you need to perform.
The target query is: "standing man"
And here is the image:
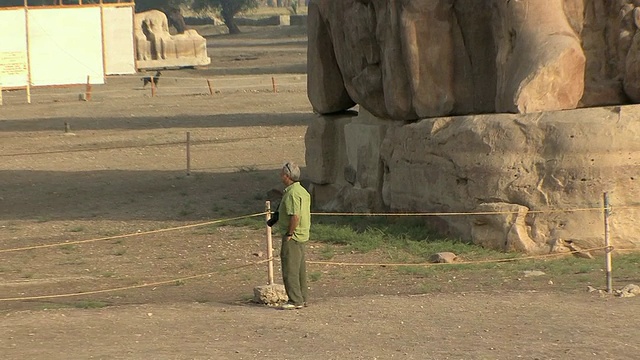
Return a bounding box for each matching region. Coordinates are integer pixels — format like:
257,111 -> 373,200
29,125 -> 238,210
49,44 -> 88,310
268,162 -> 311,310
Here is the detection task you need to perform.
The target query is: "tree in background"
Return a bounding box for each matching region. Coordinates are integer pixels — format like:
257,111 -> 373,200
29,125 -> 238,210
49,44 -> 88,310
192,0 -> 259,35
0,0 -> 259,35
135,0 -> 258,35
0,0 -> 65,5
135,0 -> 187,34
0,1 -> 121,6
0,0 -> 188,36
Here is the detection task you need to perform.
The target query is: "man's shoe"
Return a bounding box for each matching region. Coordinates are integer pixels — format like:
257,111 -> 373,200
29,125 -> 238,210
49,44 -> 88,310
280,302 -> 303,310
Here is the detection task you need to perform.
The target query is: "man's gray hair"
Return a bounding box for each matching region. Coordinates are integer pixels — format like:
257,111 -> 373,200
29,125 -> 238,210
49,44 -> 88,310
283,162 -> 301,181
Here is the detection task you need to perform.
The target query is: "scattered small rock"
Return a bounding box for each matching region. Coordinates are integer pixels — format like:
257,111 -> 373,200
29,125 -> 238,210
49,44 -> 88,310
523,270 -> 546,277
429,252 -> 458,264
562,239 -> 594,259
252,251 -> 263,257
616,284 -> 640,298
344,165 -> 357,185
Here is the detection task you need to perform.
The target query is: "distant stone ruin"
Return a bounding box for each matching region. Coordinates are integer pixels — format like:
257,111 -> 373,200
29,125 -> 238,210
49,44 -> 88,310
305,0 -> 640,254
135,10 -> 210,69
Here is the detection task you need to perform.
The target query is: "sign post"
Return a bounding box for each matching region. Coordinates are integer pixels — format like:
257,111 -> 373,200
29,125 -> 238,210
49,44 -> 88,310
0,51 -> 29,104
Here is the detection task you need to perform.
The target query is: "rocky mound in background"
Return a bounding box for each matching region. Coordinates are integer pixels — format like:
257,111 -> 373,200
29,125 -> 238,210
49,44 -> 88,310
305,0 -> 640,253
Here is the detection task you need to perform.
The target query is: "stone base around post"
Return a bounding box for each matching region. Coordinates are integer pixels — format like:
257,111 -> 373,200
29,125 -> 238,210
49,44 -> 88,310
253,284 -> 288,306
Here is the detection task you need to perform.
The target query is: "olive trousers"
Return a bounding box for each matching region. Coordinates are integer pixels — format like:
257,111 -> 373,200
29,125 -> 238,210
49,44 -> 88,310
280,236 -> 308,305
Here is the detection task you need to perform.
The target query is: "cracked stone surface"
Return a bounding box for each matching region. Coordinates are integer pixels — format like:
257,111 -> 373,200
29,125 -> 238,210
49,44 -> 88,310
305,106 -> 640,253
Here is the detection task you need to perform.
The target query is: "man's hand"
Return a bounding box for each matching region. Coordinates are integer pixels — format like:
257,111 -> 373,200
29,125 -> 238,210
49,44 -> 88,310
267,211 -> 279,227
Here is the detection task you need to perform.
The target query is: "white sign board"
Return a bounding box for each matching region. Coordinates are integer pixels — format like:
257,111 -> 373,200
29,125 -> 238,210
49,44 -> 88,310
28,7 -> 105,85
0,9 -> 28,87
0,51 -> 28,87
0,6 -> 136,87
103,6 -> 136,75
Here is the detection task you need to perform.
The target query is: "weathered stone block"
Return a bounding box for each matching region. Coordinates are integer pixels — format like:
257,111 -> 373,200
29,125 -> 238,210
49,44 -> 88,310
471,203 -> 542,253
304,113 -> 355,184
253,284 -> 288,305
304,1 -> 640,253
381,106 -> 640,252
307,105 -> 640,253
344,112 -> 388,189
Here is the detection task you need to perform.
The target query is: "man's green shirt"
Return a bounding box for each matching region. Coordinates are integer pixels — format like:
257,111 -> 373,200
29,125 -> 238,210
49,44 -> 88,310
280,182 -> 311,242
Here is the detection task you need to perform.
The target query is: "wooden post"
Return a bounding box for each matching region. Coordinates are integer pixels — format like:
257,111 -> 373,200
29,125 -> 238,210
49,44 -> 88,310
603,192 -> 612,294
186,131 -> 191,176
99,1 -> 107,83
265,201 -> 275,285
207,79 -> 214,95
64,122 -> 70,133
130,2 -> 138,72
85,75 -> 92,101
151,77 -> 156,97
24,2 -> 32,104
271,76 -> 277,93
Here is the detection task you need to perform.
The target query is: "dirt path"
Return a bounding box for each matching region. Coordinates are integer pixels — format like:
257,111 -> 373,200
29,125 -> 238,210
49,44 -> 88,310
2,292 -> 639,359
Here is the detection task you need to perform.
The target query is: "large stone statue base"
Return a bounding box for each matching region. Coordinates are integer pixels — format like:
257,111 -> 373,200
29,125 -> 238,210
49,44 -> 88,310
305,106 -> 640,254
136,57 -> 211,70
135,11 -> 210,70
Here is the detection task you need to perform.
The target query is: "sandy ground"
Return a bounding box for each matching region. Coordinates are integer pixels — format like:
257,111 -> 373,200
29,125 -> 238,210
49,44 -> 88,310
2,292 -> 640,360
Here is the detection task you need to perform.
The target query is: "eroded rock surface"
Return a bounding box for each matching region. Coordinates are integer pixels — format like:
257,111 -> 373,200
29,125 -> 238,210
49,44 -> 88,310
305,1 -> 640,253
135,10 -> 210,69
305,106 -> 640,253
308,0 -> 640,119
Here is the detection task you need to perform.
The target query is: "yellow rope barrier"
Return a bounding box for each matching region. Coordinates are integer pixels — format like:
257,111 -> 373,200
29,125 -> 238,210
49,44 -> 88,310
610,247 -> 640,253
0,244 -> 627,302
307,246 -> 610,268
5,204 -> 640,254
0,259 -> 271,302
311,207 -> 613,217
0,212 -> 266,254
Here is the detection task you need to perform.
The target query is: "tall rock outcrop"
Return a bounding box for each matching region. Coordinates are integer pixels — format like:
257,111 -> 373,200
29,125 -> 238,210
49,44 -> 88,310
308,0 -> 589,120
305,0 -> 640,253
307,0 -> 640,119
